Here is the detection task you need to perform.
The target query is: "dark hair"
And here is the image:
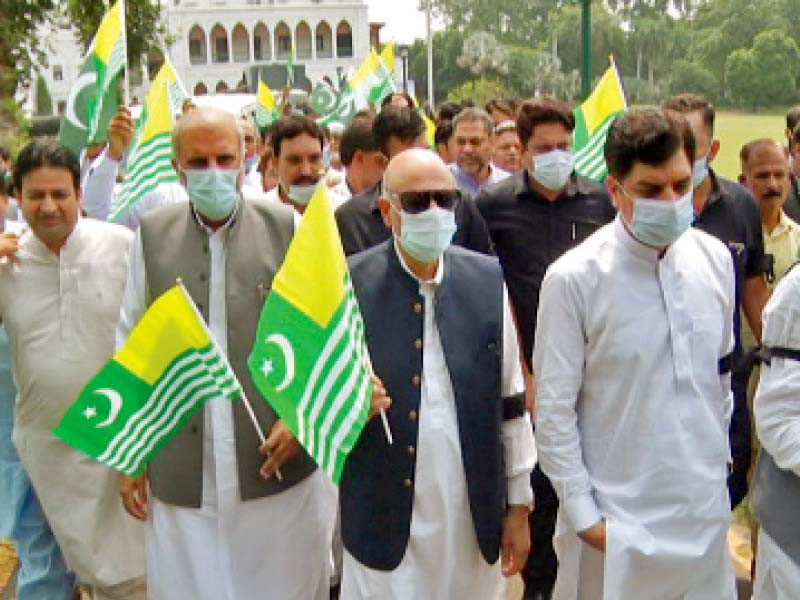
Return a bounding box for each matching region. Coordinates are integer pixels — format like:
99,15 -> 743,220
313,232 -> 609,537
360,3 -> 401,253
437,102 -> 462,122
380,92 -> 414,110
604,108 -> 696,180
0,147 -> 9,162
787,105 -> 800,132
740,138 -> 784,165
516,96 -> 575,147
792,123 -> 800,146
662,93 -> 715,135
452,107 -> 494,137
340,119 -> 380,166
13,139 -> 80,193
270,115 -> 325,157
485,98 -> 515,120
434,121 -> 454,147
372,107 -> 425,157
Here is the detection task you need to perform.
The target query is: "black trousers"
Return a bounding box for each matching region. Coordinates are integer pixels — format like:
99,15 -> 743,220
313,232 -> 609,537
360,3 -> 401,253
521,465 -> 558,598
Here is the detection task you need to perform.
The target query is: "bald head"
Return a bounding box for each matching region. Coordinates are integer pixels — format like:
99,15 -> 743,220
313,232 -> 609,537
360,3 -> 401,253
383,148 -> 455,196
173,106 -> 244,159
740,139 -> 786,170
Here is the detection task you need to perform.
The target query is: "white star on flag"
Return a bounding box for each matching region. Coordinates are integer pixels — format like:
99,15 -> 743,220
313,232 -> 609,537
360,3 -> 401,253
261,359 -> 274,378
83,406 -> 97,420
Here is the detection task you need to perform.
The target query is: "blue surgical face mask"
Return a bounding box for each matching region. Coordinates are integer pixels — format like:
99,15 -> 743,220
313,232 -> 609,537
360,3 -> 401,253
394,204 -> 457,263
281,180 -> 319,206
183,168 -> 240,221
626,188 -> 694,248
692,156 -> 709,189
532,150 -> 574,191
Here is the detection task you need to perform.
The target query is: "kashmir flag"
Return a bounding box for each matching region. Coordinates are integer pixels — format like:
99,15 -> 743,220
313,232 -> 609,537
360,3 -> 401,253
412,95 -> 436,148
255,78 -> 280,129
573,58 -> 627,181
248,184 -> 372,484
58,1 -> 127,155
109,58 -> 187,222
54,285 -> 241,476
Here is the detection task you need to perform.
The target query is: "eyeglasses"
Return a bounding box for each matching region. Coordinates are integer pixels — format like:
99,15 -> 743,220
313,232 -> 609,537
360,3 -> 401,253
387,189 -> 461,214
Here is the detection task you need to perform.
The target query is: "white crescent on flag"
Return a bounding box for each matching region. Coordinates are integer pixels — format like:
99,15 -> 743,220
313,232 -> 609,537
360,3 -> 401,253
94,388 -> 123,428
64,71 -> 97,131
265,333 -> 295,392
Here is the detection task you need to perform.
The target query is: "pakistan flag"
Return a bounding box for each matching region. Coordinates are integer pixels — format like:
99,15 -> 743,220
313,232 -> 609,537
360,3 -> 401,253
58,1 -> 127,155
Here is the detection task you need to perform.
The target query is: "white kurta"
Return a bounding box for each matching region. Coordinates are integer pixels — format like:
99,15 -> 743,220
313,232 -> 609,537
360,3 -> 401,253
534,217 -> 737,600
0,219 -> 145,587
340,244 -> 536,600
117,210 -> 337,600
752,264 -> 800,597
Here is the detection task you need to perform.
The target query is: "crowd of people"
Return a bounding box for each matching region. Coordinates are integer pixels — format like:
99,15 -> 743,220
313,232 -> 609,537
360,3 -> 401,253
1,88 -> 800,600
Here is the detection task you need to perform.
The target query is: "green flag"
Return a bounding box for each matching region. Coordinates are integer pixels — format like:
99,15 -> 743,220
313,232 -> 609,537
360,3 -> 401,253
248,184 -> 372,484
54,285 -> 241,476
58,2 -> 126,155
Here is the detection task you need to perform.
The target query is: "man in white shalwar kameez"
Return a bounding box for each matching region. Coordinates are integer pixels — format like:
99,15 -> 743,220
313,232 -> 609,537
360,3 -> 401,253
534,108 -> 737,599
0,140 -> 145,599
117,106 -> 337,600
340,149 -> 536,600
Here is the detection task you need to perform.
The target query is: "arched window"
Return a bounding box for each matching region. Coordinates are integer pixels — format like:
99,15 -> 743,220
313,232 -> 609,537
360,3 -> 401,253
188,25 -> 207,65
296,21 -> 312,59
336,21 -> 352,58
315,21 -> 332,59
275,22 -> 291,60
253,23 -> 271,61
216,80 -> 229,93
232,23 -> 250,63
194,81 -> 208,96
211,24 -> 229,63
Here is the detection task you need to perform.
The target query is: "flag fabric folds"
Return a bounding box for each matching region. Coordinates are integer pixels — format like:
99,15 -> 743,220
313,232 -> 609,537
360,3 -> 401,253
573,59 -> 627,182
255,78 -> 280,129
248,185 -> 373,484
53,285 -> 240,476
58,1 -> 127,155
109,58 -> 187,222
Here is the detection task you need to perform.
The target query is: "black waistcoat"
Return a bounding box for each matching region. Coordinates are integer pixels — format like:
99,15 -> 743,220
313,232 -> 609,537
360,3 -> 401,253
342,240 -> 505,570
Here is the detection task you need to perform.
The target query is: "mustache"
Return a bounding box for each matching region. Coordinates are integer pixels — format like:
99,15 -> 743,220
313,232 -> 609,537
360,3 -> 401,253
292,176 -> 319,186
763,190 -> 783,199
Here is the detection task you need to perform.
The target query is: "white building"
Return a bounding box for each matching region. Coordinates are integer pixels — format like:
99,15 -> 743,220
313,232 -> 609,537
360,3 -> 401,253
37,0 -> 374,115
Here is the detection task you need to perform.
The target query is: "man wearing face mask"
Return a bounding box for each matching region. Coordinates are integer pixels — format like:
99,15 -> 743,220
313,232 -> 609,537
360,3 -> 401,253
476,96 -> 614,600
534,108 -> 737,599
340,148 -> 536,599
117,106 -> 337,600
335,106 -> 491,257
663,93 -> 771,509
240,117 -> 264,194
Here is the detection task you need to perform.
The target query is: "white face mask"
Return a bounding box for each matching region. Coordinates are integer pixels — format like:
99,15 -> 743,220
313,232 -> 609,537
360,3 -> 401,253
183,168 -> 240,221
531,150 -> 574,190
393,204 -> 457,264
281,177 -> 321,206
626,188 -> 695,248
692,156 -> 709,189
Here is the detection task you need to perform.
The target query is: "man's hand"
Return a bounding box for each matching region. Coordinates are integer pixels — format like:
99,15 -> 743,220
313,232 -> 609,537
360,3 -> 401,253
578,520 -> 606,553
501,505 -> 531,577
369,374 -> 391,419
107,106 -> 134,161
120,472 -> 148,521
0,233 -> 18,260
260,420 -> 301,480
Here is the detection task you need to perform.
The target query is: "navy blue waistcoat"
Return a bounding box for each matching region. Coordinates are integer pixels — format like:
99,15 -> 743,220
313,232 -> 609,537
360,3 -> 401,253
342,240 -> 506,570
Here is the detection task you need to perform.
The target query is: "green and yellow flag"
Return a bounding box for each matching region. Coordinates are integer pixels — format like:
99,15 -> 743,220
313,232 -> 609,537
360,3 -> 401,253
110,57 -> 187,221
54,285 -> 240,476
573,58 -> 627,181
58,1 -> 127,155
248,184 -> 372,484
255,78 -> 280,129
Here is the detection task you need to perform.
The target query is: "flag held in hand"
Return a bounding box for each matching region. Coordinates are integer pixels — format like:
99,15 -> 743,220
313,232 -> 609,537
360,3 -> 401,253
53,285 -> 240,476
248,184 -> 373,485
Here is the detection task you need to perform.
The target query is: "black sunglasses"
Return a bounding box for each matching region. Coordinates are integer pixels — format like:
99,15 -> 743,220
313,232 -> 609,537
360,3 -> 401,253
390,189 -> 461,214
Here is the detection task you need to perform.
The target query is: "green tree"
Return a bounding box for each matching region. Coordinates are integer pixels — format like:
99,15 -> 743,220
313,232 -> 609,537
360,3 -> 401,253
408,30 -> 473,104
668,60 -> 720,104
724,29 -> 800,108
429,0 -> 552,46
0,0 -> 54,97
446,79 -> 507,107
35,74 -> 53,117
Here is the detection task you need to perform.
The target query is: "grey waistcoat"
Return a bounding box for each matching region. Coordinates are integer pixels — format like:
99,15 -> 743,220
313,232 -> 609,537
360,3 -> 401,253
139,198 -> 317,508
751,449 -> 800,566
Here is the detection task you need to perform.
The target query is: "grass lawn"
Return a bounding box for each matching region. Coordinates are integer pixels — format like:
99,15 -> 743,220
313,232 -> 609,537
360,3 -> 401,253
712,111 -> 787,180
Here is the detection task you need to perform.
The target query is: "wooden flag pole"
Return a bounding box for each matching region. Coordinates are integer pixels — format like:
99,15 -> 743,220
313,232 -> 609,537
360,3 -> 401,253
363,351 -> 393,446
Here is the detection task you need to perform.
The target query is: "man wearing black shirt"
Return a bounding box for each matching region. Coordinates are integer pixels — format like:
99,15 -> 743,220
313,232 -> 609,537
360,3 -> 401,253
335,107 -> 491,256
476,96 -> 615,600
664,93 -> 772,509
783,124 -> 800,222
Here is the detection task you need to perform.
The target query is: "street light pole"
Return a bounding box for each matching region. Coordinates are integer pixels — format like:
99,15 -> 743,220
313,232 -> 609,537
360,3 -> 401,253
426,0 -> 434,108
581,0 -> 592,99
399,46 -> 409,93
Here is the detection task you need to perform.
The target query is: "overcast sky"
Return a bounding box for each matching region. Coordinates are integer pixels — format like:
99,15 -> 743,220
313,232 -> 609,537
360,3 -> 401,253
365,0 -> 443,45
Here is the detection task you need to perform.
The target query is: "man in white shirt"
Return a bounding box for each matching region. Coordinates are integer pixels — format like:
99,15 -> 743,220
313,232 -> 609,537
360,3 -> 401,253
117,106 -> 337,600
0,139 -> 144,599
534,108 -> 737,599
340,149 -> 535,599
